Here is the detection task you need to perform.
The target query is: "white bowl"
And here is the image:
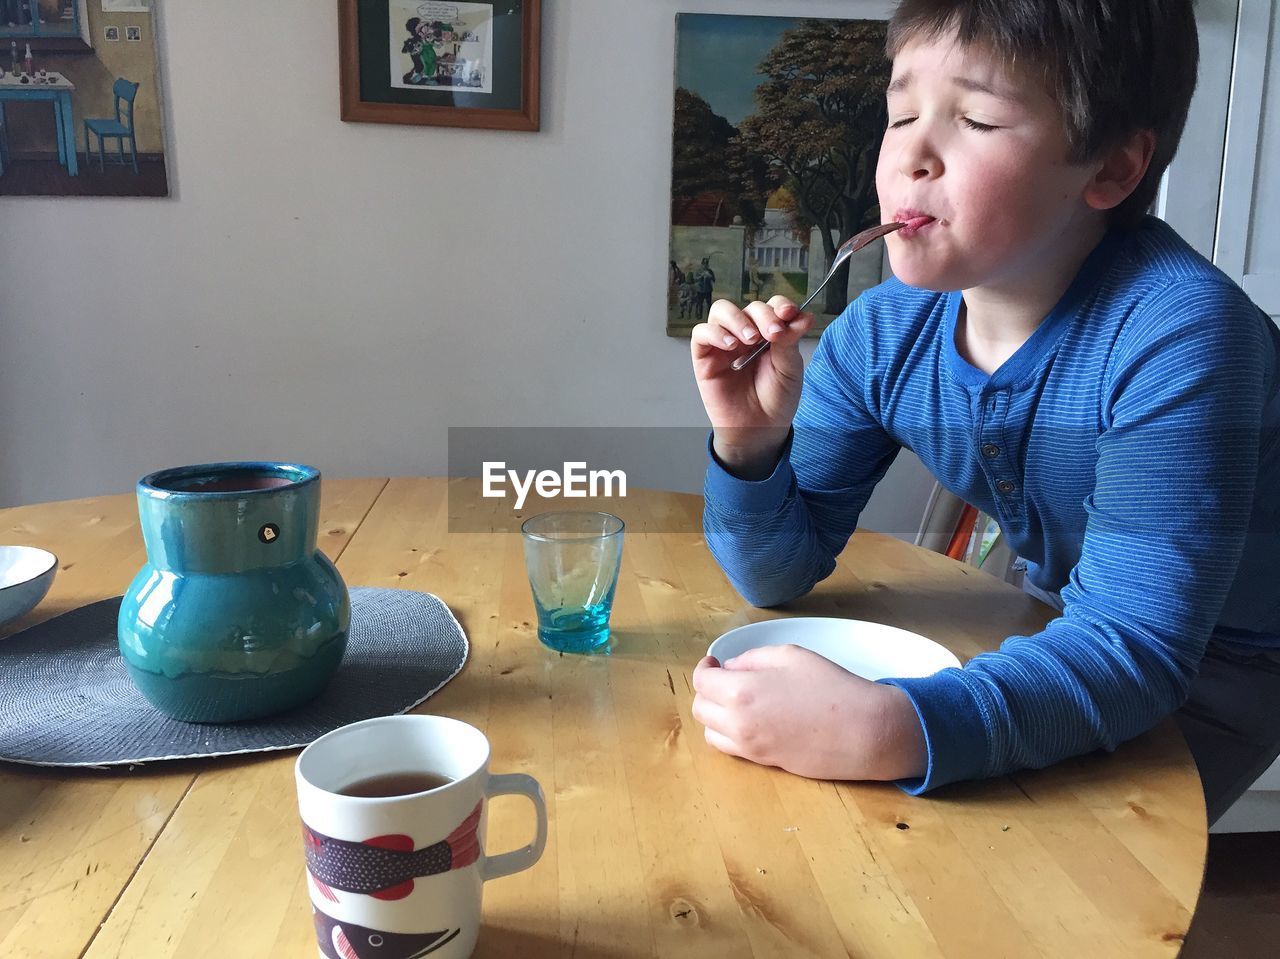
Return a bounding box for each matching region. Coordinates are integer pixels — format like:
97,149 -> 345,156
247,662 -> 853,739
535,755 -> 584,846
707,617 -> 960,680
0,546 -> 58,630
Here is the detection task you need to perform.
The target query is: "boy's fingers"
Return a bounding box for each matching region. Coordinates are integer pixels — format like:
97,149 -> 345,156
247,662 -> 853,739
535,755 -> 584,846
704,726 -> 745,759
730,304 -> 768,346
691,657 -> 738,701
691,298 -> 810,370
722,645 -> 793,670
693,661 -> 763,709
766,297 -> 813,338
742,301 -> 785,342
691,693 -> 732,735
690,322 -> 739,353
769,313 -> 814,352
748,300 -> 813,346
767,295 -> 801,319
771,299 -> 813,330
691,655 -> 715,693
707,298 -> 746,328
709,300 -> 762,348
761,312 -> 813,386
785,310 -> 814,336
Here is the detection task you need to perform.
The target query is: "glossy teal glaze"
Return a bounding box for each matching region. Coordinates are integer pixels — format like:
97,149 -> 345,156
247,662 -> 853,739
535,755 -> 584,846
118,462 -> 350,723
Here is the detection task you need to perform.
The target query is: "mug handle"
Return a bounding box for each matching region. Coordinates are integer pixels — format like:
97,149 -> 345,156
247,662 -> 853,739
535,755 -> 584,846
480,772 -> 548,881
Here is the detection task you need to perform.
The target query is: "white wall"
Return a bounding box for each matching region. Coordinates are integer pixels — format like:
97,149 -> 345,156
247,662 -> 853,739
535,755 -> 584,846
0,0 -> 937,535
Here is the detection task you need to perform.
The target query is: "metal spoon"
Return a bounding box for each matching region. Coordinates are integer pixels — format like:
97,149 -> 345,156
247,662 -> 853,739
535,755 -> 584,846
730,221 -> 905,371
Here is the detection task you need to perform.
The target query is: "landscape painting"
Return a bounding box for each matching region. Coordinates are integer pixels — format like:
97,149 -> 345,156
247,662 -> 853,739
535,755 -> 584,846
668,13 -> 890,336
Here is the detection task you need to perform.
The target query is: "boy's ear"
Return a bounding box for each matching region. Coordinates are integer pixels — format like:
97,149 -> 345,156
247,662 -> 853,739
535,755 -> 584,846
1083,129 -> 1156,211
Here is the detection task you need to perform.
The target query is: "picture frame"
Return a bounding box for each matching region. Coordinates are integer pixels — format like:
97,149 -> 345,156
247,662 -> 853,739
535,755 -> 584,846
338,0 -> 540,131
1,0 -> 170,197
667,13 -> 891,338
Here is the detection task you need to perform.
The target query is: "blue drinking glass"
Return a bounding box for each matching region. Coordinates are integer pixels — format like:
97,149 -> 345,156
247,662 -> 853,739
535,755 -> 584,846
520,512 -> 624,654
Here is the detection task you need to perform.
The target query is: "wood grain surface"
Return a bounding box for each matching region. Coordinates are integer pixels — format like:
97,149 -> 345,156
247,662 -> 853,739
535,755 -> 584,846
0,478 -> 1205,958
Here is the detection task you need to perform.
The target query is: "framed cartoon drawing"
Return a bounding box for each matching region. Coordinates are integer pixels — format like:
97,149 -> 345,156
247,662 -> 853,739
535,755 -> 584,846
338,0 -> 540,131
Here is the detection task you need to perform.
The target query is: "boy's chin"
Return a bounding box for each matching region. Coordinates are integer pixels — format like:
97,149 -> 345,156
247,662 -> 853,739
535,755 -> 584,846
888,261 -> 958,293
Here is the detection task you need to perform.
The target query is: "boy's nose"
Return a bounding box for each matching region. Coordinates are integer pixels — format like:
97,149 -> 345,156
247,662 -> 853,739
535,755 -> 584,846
900,151 -> 942,181
897,134 -> 943,181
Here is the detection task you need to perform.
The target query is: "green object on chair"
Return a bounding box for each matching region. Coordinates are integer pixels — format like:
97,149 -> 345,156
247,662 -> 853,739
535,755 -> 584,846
84,77 -> 139,174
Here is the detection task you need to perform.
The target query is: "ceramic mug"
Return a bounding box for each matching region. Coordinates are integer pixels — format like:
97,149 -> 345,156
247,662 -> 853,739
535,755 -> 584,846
295,714 -> 548,959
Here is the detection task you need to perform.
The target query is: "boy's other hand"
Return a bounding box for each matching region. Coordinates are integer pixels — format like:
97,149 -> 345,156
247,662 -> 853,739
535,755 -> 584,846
690,647 -> 927,782
691,297 -> 813,480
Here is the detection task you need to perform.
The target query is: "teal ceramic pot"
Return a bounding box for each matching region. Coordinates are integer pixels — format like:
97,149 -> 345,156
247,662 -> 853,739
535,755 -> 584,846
118,462 -> 350,723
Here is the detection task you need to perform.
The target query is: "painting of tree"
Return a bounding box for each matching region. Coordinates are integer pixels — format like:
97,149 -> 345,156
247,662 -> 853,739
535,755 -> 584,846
668,14 -> 889,335
671,88 -> 759,229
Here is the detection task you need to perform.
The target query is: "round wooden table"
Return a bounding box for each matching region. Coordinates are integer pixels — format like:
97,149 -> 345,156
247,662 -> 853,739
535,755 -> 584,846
0,478 -> 1206,958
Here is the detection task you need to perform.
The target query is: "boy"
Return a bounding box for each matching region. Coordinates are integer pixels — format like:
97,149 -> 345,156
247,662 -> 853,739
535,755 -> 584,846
689,0 -> 1280,825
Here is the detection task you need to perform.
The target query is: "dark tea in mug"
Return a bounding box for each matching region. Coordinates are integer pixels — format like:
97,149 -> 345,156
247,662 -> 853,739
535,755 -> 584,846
339,771 -> 453,798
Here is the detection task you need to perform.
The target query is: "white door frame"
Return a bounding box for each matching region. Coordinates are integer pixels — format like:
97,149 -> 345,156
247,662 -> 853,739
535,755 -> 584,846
1156,0 -> 1241,259
1214,0 -> 1278,317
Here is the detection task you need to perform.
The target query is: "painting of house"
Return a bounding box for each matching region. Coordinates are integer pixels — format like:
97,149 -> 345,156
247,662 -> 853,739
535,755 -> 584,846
0,0 -> 168,196
667,13 -> 890,336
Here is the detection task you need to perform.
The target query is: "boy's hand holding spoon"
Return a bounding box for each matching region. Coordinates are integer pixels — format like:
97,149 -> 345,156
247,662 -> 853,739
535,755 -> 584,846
689,221 -> 905,481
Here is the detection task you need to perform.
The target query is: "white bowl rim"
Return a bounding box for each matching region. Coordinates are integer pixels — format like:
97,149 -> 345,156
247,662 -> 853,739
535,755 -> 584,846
711,615 -> 943,639
707,615 -> 962,675
709,615 -> 958,648
0,545 -> 59,591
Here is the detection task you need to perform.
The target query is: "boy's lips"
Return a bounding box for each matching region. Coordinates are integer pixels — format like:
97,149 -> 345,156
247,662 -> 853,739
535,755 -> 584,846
893,209 -> 938,238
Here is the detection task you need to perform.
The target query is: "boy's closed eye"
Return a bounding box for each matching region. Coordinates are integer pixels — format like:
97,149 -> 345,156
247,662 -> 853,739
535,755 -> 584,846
887,116 -> 1001,132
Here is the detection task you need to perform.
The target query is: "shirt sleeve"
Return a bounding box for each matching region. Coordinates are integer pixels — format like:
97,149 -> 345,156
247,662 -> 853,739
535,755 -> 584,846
881,280 -> 1272,793
702,298 -> 902,607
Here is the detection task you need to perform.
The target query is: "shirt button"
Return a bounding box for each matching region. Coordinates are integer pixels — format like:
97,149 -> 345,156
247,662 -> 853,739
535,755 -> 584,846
981,443 -> 1000,458
997,479 -> 1016,493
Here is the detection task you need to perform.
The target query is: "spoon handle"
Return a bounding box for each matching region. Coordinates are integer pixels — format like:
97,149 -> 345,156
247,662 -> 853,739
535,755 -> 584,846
730,222 -> 904,372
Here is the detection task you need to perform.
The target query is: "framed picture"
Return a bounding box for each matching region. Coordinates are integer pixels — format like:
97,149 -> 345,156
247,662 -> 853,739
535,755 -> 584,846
338,0 -> 540,131
0,0 -> 169,197
667,14 -> 890,337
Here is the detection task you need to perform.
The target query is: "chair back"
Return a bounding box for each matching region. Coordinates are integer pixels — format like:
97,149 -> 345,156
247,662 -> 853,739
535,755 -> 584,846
112,78 -> 140,131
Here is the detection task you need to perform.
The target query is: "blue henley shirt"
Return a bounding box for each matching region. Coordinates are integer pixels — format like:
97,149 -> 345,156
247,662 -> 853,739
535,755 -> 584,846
703,216 -> 1280,793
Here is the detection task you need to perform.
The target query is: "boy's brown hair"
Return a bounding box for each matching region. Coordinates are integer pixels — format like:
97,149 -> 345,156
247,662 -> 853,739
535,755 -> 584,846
886,0 -> 1199,229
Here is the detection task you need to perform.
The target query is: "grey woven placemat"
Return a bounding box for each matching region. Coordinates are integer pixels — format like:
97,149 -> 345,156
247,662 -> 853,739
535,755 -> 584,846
0,587 -> 468,767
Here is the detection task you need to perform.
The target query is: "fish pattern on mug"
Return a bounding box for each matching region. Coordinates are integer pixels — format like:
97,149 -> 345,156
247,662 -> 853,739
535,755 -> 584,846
302,801 -> 482,901
312,904 -> 459,959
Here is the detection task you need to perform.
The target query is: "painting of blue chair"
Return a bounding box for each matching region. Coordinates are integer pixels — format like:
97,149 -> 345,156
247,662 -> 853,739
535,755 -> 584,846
84,77 -> 140,174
